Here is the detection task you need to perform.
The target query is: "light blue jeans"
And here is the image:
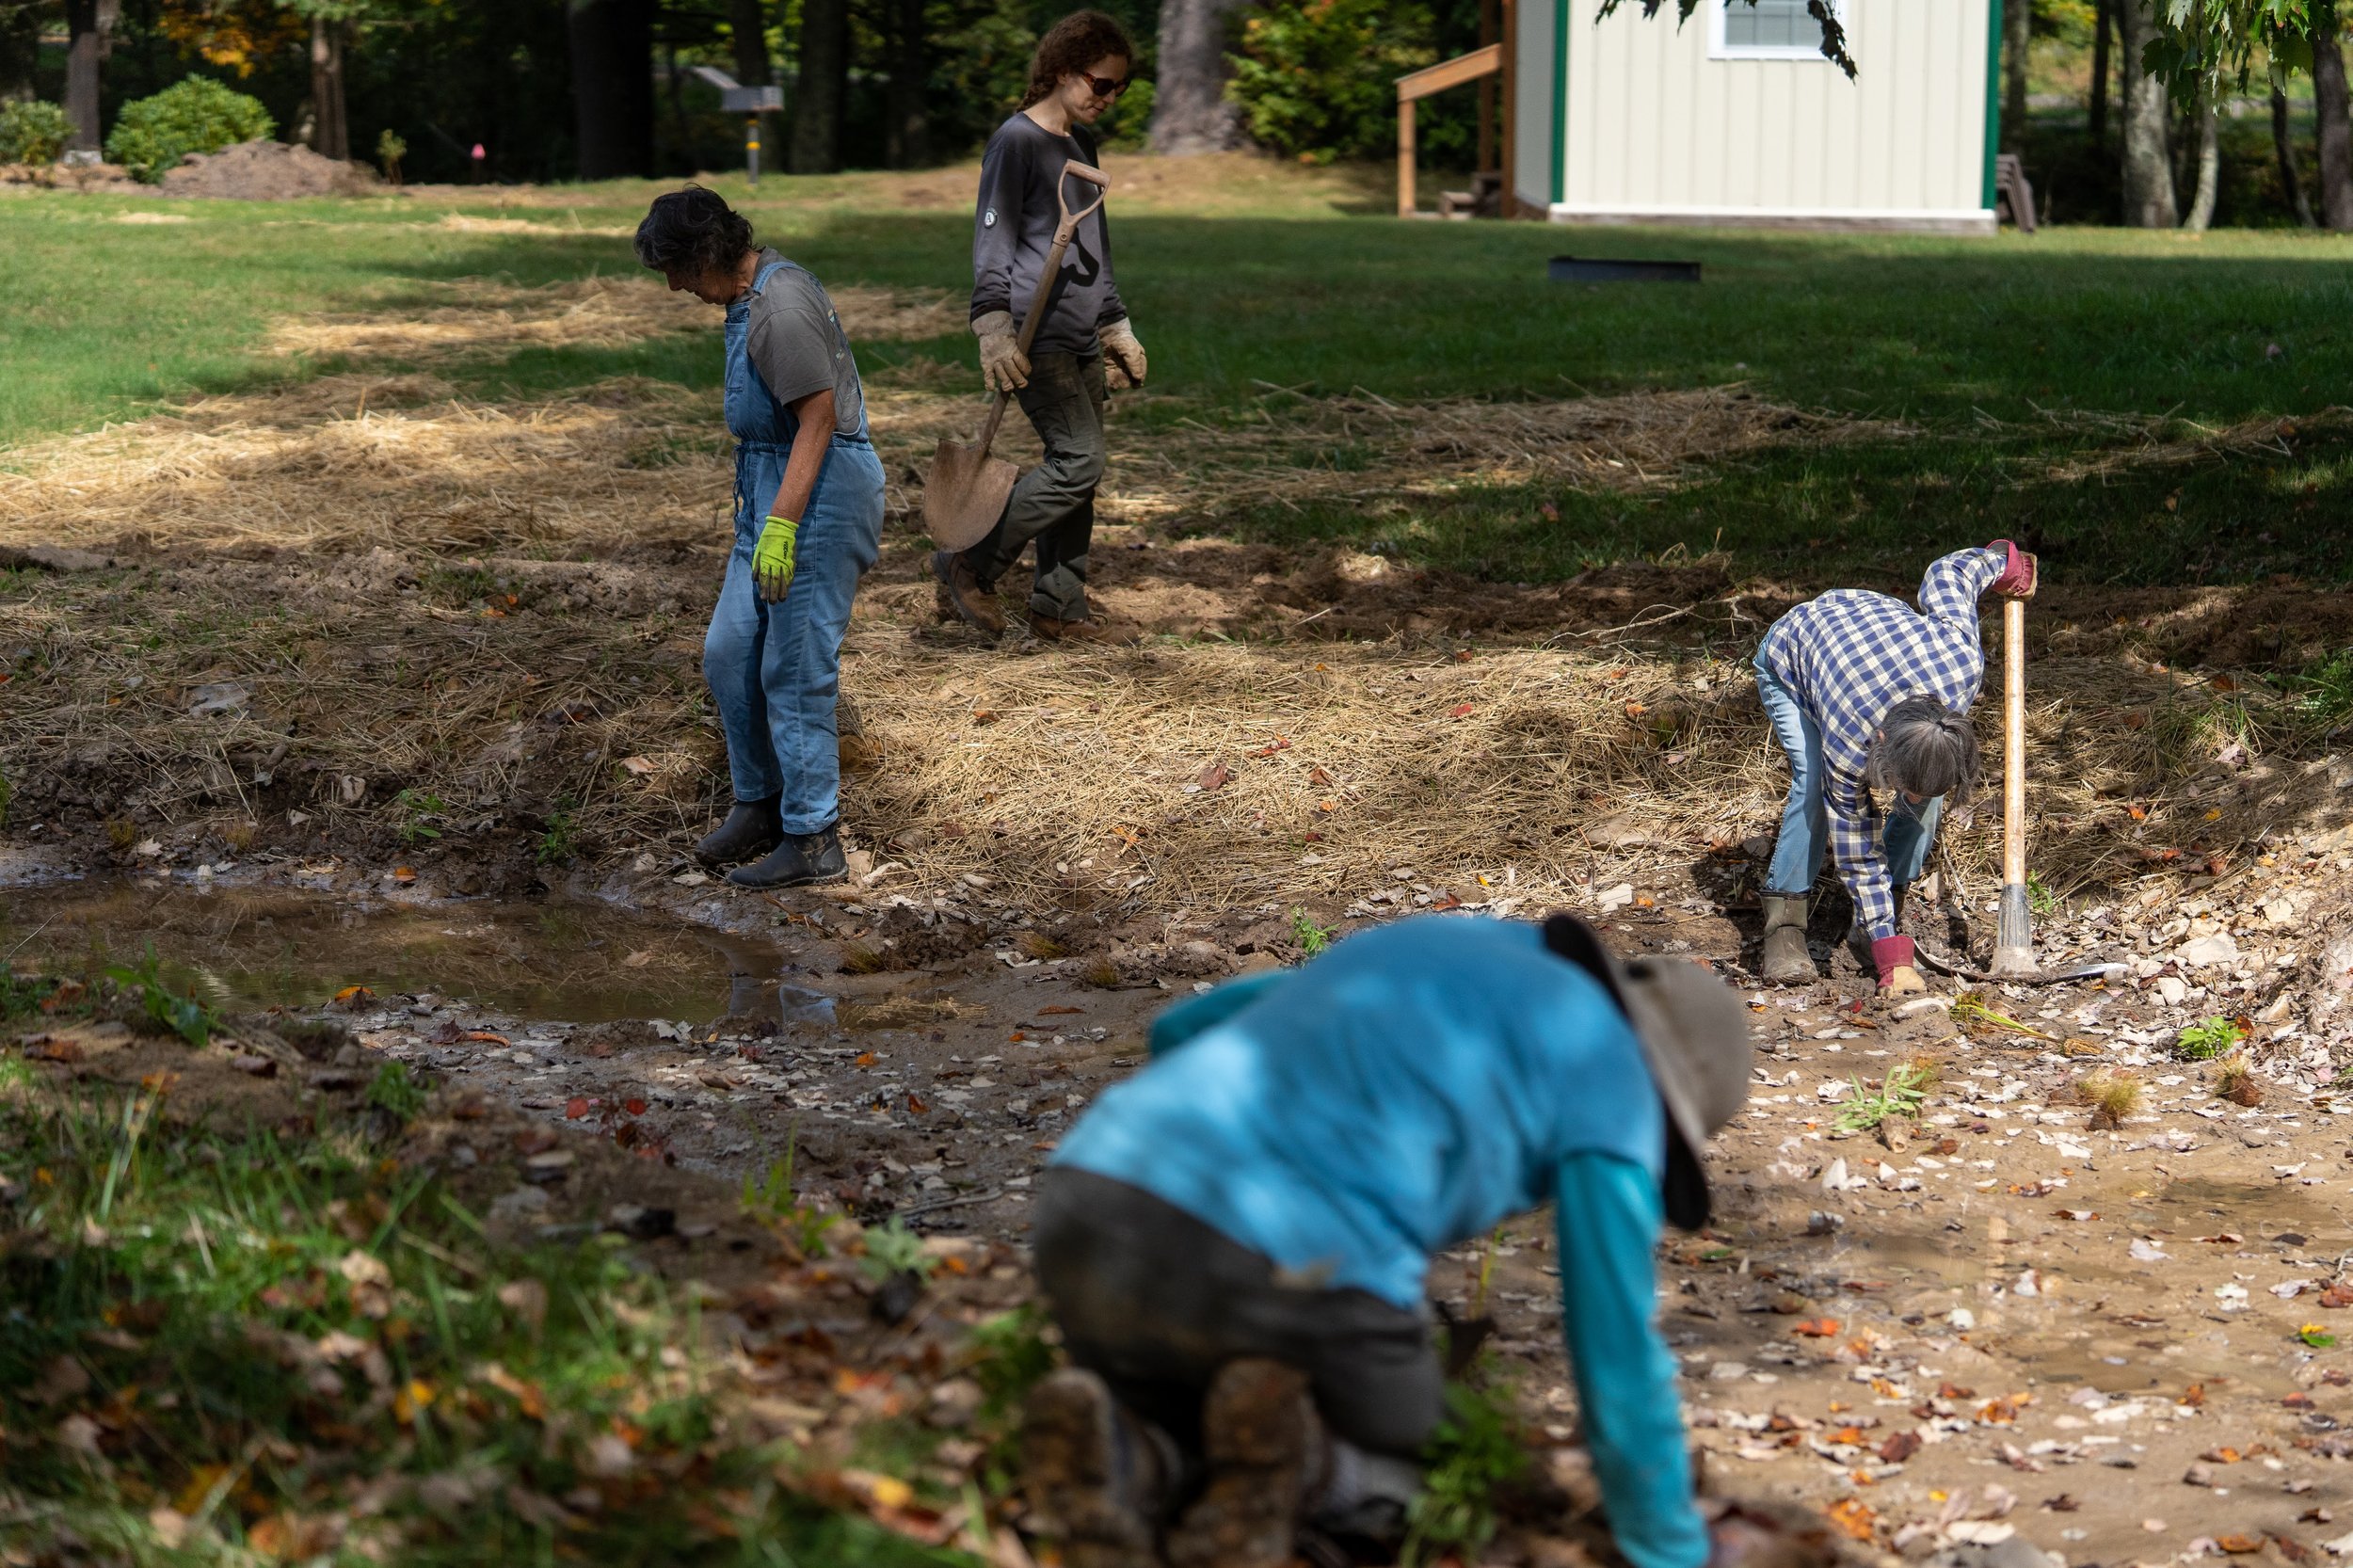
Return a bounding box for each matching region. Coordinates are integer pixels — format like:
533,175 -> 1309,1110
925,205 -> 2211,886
705,434 -> 885,833
1754,655 -> 1942,902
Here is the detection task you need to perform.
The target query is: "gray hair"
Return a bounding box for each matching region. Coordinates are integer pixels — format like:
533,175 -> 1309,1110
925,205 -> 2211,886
1865,696 -> 1980,802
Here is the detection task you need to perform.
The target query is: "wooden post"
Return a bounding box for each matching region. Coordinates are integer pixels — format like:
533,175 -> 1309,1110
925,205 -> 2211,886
1478,0 -> 1499,173
1398,97 -> 1417,216
1499,0 -> 1517,215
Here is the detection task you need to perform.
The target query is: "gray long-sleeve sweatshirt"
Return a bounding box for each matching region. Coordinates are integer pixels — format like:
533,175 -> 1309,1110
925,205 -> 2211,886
970,112 -> 1126,358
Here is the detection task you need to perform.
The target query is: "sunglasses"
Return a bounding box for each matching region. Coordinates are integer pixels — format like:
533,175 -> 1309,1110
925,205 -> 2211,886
1079,72 -> 1130,99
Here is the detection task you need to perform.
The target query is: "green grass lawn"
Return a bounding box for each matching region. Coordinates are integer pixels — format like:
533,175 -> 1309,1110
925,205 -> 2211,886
8,171 -> 2353,586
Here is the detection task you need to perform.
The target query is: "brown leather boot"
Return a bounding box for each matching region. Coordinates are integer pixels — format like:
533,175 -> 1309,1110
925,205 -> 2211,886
1022,1368 -> 1172,1568
1032,613 -> 1141,646
931,549 -> 1005,634
1167,1359 -> 1318,1568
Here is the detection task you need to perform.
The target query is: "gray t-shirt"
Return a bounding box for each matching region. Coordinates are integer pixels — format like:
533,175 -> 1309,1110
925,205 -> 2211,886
970,114 -> 1125,358
744,248 -> 867,437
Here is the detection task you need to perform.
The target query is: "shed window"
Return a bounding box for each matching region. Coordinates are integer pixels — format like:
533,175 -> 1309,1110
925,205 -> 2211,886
1711,0 -> 1837,59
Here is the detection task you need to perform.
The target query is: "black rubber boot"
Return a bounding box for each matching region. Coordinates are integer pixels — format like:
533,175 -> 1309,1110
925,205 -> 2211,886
726,824 -> 847,889
694,795 -> 781,867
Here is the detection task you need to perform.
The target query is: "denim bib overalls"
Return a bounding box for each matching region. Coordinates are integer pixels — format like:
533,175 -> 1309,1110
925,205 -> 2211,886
702,256 -> 886,832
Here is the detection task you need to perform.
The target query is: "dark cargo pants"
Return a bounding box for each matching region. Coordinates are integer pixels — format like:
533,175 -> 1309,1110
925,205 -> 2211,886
1031,1167 -> 1447,1458
959,349 -> 1105,622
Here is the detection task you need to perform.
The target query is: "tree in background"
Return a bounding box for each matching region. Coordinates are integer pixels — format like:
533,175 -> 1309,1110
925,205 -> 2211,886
1151,0 -> 1245,152
568,0 -> 652,177
1226,0 -> 1434,164
2119,0 -> 2176,223
788,0 -> 845,171
64,0 -> 120,152
2137,0 -> 2352,226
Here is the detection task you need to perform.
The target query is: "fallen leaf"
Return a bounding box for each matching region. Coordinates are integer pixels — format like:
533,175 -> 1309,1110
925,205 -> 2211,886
466,1031 -> 509,1046
1826,1497 -> 1878,1542
1038,1005 -> 1084,1016
1194,760 -> 1230,792
1451,703 -> 1476,718
2218,1536 -> 2266,1555
392,867 -> 416,884
331,985 -> 376,1006
1879,1430 -> 1922,1463
565,1098 -> 591,1120
1793,1318 -> 1842,1337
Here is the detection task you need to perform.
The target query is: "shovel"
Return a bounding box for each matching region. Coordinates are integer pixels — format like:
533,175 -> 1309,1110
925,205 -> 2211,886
923,159 -> 1111,552
1915,594 -> 2121,987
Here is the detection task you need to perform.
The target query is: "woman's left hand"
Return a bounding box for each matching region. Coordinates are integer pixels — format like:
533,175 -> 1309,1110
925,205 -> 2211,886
1102,318 -> 1147,389
755,515 -> 799,602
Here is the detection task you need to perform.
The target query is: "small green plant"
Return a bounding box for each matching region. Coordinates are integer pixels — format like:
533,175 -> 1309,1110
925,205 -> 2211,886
1290,906 -> 1333,958
1834,1061 -> 1936,1132
365,1060 -> 427,1121
104,945 -> 215,1047
743,1129 -> 840,1256
2217,1050 -> 2264,1107
857,1216 -> 935,1285
2075,1067 -> 2141,1129
1404,1376 -> 1527,1566
536,800 -> 578,864
2026,872 -> 2058,916
1228,0 -> 1440,165
2303,1324 -> 2339,1349
375,126 -> 406,183
0,1054 -> 33,1093
2176,1015 -> 2247,1061
0,98 -> 72,166
2293,648 -> 2353,729
105,76 -> 275,182
0,962 -> 62,1023
0,764 -> 12,828
392,787 -> 446,844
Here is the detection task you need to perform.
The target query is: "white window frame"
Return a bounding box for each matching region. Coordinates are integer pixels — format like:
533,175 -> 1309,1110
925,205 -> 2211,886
1708,0 -> 1842,61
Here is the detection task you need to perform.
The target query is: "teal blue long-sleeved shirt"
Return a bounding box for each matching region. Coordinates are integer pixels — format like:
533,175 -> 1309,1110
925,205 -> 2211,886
1048,916 -> 1708,1568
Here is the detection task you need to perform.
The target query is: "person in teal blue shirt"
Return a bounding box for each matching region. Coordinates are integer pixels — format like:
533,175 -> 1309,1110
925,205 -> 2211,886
1021,912 -> 1753,1568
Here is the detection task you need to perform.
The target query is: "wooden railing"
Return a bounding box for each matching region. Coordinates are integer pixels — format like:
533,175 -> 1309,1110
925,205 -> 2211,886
1395,42 -> 1503,218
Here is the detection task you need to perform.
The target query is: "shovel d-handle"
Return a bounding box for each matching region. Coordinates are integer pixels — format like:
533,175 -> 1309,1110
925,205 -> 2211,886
1006,160 -> 1112,365
1990,595 -> 2036,977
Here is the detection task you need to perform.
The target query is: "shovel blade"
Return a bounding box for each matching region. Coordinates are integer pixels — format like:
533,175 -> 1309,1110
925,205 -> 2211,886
923,438 -> 1019,552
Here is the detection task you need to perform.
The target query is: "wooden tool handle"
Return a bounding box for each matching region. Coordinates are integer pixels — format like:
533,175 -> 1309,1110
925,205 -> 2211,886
1010,160 -> 1112,362
2002,595 -> 2026,888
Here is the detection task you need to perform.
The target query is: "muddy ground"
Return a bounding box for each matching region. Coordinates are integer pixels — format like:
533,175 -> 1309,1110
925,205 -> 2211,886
8,265 -> 2353,1567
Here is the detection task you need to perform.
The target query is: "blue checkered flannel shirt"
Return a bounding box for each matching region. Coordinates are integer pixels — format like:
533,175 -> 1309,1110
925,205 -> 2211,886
1758,547 -> 2007,938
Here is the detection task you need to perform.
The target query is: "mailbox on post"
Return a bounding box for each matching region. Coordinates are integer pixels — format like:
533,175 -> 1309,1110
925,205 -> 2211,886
691,67 -> 785,184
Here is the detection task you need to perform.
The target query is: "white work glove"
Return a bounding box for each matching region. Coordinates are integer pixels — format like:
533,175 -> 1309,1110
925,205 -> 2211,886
1101,316 -> 1147,389
973,310 -> 1028,394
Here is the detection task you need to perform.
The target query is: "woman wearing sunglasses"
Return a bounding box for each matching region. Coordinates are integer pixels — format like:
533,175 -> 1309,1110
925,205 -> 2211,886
933,10 -> 1146,645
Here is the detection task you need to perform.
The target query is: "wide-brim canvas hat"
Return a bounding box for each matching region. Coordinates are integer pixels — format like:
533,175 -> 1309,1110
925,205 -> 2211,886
1541,913 -> 1754,1232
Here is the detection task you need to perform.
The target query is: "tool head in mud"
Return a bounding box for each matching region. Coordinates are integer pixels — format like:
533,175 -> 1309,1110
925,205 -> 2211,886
1541,913 -> 1753,1231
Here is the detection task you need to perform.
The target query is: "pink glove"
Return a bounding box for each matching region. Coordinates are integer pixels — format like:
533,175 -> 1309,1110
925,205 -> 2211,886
1872,935 -> 1917,985
1988,539 -> 2038,599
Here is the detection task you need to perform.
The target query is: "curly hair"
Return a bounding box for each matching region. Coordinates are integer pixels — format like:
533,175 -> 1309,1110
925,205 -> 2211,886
1020,10 -> 1135,109
633,184 -> 755,279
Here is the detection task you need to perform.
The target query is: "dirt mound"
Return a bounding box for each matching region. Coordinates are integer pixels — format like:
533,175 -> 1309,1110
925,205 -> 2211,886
160,138 -> 385,200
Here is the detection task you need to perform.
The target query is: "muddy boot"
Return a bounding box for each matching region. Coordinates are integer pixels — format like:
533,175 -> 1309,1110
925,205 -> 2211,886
726,824 -> 847,889
1021,1368 -> 1172,1568
1168,1359 -> 1319,1568
932,549 -> 1005,635
693,795 -> 782,867
1761,894 -> 1817,985
1032,613 -> 1142,647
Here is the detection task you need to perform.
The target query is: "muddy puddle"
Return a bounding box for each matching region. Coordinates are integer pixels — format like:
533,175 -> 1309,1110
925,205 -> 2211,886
0,878 -> 831,1026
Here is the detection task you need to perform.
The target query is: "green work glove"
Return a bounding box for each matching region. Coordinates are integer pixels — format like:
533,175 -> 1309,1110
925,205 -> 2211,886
753,515 -> 798,603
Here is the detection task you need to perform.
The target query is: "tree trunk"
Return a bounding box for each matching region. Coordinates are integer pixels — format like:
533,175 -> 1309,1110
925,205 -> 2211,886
2316,0 -> 2353,228
63,0 -> 118,153
2274,85 -> 2318,226
309,15 -> 349,162
2184,90 -> 2219,229
2089,0 -> 2111,152
728,0 -> 776,174
789,0 -> 848,173
567,0 -> 656,179
2003,0 -> 2030,150
0,3 -> 41,104
1150,0 -> 1246,154
886,0 -> 930,168
2118,0 -> 2177,226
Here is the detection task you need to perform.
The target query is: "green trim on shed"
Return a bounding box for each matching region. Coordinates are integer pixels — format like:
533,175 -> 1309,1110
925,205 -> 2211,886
1981,0 -> 2003,210
1551,0 -> 1571,206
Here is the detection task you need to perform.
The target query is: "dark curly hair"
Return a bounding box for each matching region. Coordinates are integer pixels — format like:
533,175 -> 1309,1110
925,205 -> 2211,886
1020,10 -> 1135,109
633,184 -> 755,279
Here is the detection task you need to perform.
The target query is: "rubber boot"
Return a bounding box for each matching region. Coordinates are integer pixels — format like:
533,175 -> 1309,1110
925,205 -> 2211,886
932,549 -> 1006,635
1761,894 -> 1817,984
1021,1368 -> 1173,1568
726,824 -> 847,889
693,795 -> 781,867
1168,1359 -> 1318,1568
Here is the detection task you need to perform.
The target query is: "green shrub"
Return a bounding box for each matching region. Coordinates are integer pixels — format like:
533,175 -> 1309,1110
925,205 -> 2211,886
0,99 -> 73,166
105,76 -> 274,183
1226,0 -> 1436,165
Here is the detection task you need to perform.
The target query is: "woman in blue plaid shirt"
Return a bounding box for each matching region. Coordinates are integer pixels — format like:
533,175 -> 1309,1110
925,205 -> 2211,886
1753,543 -> 2037,994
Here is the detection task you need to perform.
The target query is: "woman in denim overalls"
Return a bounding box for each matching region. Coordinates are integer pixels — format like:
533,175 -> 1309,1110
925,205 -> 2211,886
634,186 -> 885,888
